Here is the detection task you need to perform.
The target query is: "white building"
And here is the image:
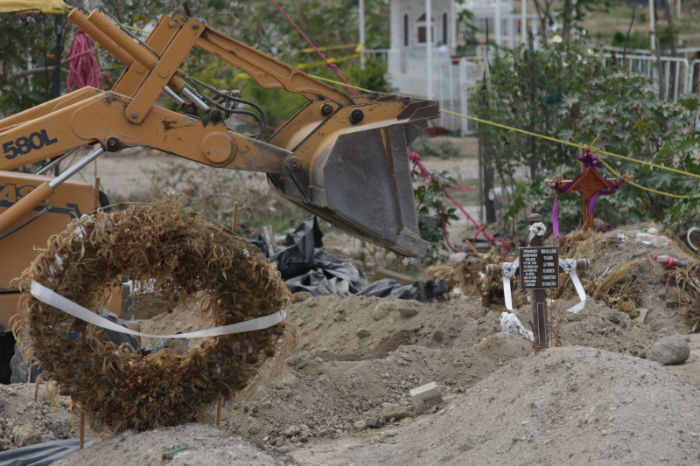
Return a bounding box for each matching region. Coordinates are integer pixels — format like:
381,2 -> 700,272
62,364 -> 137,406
385,0 -> 536,132
378,1 -> 695,133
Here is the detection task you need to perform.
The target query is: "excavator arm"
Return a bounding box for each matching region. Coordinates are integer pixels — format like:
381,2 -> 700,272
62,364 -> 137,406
0,9 -> 438,257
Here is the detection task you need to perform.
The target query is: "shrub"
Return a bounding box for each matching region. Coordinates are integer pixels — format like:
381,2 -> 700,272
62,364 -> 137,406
474,42 -> 699,235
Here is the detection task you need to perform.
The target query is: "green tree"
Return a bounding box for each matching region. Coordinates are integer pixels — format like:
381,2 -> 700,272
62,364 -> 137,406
474,40 -> 699,235
0,12 -> 61,115
1,0 -> 389,121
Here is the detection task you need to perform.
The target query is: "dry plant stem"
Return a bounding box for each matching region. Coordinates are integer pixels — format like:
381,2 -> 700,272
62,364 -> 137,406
80,412 -> 85,450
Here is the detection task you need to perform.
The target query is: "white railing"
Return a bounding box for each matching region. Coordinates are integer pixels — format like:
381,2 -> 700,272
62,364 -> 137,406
602,46 -> 699,61
678,47 -> 700,61
603,46 -> 651,55
601,53 -> 691,102
433,57 -> 482,134
690,59 -> 700,95
364,48 -> 389,63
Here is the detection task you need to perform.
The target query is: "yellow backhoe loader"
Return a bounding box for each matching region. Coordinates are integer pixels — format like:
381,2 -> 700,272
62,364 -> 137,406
0,9 -> 438,379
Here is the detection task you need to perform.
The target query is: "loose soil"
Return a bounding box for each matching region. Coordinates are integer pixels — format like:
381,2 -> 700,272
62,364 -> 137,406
4,285 -> 698,465
1,149 -> 699,465
0,383 -> 96,451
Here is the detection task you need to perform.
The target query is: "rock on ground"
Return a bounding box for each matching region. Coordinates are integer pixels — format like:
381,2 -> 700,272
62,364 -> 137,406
647,335 -> 691,365
52,423 -> 295,466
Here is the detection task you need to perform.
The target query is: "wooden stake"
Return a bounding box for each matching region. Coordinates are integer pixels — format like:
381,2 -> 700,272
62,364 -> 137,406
215,399 -> 222,427
33,372 -> 44,402
232,202 -> 239,232
79,411 -> 85,450
528,214 -> 549,349
93,177 -> 101,211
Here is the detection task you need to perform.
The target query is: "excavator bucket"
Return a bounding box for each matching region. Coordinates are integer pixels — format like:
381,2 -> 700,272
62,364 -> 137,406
268,95 -> 439,257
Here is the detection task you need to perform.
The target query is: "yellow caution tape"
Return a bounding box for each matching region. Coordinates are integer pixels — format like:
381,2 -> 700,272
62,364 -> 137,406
299,43 -> 360,53
440,109 -> 700,181
0,0 -> 67,14
309,75 -> 699,199
296,54 -> 359,70
598,158 -> 700,200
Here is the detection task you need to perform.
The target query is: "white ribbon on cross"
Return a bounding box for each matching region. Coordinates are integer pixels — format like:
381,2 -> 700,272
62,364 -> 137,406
500,258 -> 520,311
558,258 -> 587,313
528,222 -> 547,243
499,257 -> 587,314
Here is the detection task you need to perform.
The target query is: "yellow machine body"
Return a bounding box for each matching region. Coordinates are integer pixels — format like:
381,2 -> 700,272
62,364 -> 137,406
0,172 -> 96,329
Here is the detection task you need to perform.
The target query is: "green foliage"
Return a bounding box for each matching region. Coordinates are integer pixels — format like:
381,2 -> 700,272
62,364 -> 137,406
559,71 -> 699,230
345,58 -> 391,93
611,30 -> 649,50
656,25 -> 679,50
0,13 -> 57,115
408,137 -> 468,261
2,0 -> 389,121
474,41 -> 700,235
409,137 -> 461,160
455,1 -> 478,55
412,171 -> 460,264
502,181 -> 529,224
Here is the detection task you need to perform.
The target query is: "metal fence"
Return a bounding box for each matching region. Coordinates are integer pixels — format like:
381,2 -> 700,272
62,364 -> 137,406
373,43 -> 699,134
601,53 -> 694,102
433,57 -> 482,135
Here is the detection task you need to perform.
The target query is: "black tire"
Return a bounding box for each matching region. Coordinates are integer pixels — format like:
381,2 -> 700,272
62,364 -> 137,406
686,227 -> 699,253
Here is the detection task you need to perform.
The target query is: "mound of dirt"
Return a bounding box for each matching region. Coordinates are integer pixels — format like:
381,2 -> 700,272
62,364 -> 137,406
0,383 -> 88,451
553,298 -> 659,356
51,423 -> 293,466
291,346 -> 700,466
214,292 -> 693,452
216,295 -> 531,450
3,286 -> 698,465
557,227 -> 699,332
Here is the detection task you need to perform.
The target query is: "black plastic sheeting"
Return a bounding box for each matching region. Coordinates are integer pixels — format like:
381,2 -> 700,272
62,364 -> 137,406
359,278 -> 448,301
99,309 -> 139,351
0,438 -> 95,466
260,218 -> 447,301
269,218 -> 367,296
